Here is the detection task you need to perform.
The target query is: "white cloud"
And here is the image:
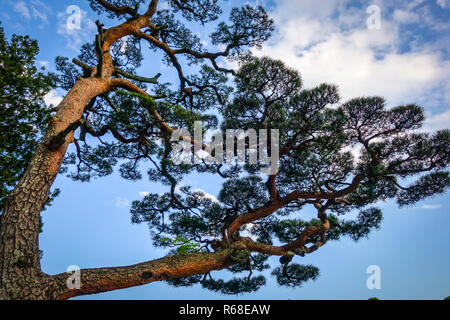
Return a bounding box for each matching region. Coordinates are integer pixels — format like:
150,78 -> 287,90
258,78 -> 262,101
437,0 -> 450,9
393,9 -> 420,24
38,60 -> 49,68
138,191 -> 149,197
13,0 -> 50,25
193,189 -> 218,203
57,8 -> 96,50
30,0 -> 50,10
423,109 -> 450,132
44,90 -> 63,108
114,197 -> 130,208
31,6 -> 48,24
250,0 -> 450,109
407,0 -> 426,10
421,204 -> 443,209
415,5 -> 450,31
14,2 -> 31,20
240,223 -> 259,241
158,0 -> 170,10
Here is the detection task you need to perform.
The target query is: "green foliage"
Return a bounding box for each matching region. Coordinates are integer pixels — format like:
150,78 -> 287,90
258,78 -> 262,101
168,0 -> 222,24
271,264 -> 320,288
88,0 -> 145,19
42,1 -> 450,296
152,10 -> 203,53
201,275 -> 266,295
211,5 -> 274,56
131,56 -> 448,294
158,236 -> 201,254
0,23 -> 55,210
397,171 -> 450,207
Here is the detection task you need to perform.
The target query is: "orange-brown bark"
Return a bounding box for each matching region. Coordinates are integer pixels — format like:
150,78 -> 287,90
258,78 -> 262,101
53,249 -> 233,300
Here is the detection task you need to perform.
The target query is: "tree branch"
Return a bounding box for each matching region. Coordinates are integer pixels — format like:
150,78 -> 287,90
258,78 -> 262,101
52,248 -> 233,299
241,202 -> 332,256
72,58 -> 92,71
110,77 -> 174,133
47,119 -> 85,151
144,0 -> 159,17
94,0 -> 137,17
115,67 -> 161,84
226,174 -> 364,238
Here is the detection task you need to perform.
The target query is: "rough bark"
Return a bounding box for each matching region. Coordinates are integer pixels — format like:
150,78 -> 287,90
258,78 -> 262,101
52,249 -> 234,300
0,77 -> 116,299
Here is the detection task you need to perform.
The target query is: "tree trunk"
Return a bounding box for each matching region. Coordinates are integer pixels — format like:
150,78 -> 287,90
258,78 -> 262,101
0,78 -> 113,299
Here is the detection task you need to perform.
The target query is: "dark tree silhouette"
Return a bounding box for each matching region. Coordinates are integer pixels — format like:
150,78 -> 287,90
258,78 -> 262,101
0,0 -> 448,300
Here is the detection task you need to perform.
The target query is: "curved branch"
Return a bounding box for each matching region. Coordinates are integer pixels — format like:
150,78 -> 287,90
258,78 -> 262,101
240,224 -> 323,256
241,203 -> 331,256
285,174 -> 365,201
109,78 -> 208,150
227,174 -> 364,238
135,30 -> 187,89
110,78 -> 174,133
52,248 -> 233,300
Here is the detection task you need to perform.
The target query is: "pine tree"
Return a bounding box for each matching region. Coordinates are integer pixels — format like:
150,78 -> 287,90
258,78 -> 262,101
0,1 -> 448,299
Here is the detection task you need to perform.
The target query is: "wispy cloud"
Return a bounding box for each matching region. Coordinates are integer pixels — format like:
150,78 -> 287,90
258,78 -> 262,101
407,0 -> 426,10
421,204 -> 443,209
138,191 -> 149,197
422,109 -> 450,132
31,6 -> 47,24
250,0 -> 450,110
13,0 -> 50,26
114,197 -> 130,208
14,2 -> 31,20
437,0 -> 450,9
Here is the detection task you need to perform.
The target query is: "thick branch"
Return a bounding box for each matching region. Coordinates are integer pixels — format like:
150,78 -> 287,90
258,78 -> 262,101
52,248 -> 232,299
284,174 -> 365,201
240,224 -> 323,256
144,0 -> 159,17
227,174 -> 364,237
47,119 -> 84,151
241,203 -> 331,256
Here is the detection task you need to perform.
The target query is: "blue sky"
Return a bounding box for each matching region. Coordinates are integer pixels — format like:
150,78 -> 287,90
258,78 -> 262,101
0,0 -> 449,299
